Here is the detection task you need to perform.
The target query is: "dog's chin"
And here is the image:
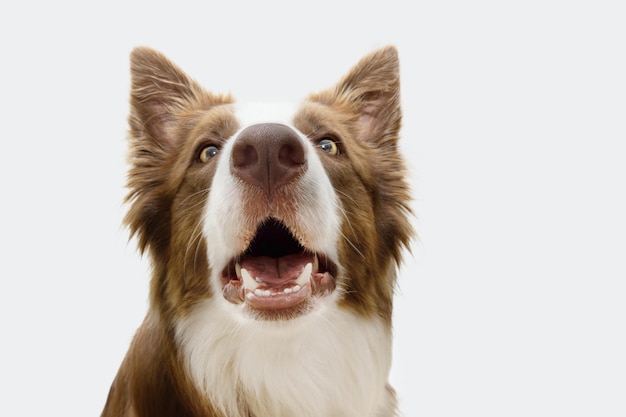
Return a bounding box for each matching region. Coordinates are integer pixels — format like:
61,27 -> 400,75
218,218 -> 338,321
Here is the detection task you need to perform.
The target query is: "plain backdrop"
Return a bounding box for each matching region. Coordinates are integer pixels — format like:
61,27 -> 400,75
1,1 -> 624,416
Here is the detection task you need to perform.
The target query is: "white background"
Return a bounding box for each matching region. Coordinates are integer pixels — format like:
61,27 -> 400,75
1,1 -> 624,416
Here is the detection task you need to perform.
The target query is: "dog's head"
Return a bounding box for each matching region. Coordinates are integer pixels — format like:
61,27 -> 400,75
125,47 -> 413,322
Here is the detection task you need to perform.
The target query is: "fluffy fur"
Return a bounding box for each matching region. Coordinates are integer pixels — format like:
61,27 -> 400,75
102,45 -> 413,417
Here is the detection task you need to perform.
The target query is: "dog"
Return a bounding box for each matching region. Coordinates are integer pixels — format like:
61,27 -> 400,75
101,45 -> 413,417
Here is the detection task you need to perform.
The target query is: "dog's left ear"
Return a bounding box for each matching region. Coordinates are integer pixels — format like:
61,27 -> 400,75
321,46 -> 401,146
316,47 -> 413,264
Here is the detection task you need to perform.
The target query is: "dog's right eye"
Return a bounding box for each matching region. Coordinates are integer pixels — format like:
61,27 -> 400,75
198,145 -> 219,163
317,138 -> 340,156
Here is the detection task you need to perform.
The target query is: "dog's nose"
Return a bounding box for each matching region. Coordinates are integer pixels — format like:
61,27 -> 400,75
231,123 -> 306,194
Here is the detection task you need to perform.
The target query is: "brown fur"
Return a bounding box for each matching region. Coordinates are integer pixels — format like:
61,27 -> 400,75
102,46 -> 413,416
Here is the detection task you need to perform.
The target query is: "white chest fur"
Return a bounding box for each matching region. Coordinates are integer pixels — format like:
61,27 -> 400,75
175,299 -> 393,417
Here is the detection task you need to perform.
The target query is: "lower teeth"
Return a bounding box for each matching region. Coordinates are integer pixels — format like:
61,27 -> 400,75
238,262 -> 313,297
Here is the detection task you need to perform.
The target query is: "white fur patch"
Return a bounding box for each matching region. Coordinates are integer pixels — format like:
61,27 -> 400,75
175,299 -> 393,417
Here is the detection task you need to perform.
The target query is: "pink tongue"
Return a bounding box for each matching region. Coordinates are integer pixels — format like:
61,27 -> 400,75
240,253 -> 313,285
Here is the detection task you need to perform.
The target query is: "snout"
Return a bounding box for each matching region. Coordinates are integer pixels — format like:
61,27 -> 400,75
230,123 -> 307,195
203,117 -> 341,316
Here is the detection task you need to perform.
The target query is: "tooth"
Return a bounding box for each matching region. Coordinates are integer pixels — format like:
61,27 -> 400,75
293,284 -> 301,292
241,268 -> 259,291
313,255 -> 319,272
296,263 -> 312,287
284,287 -> 293,294
235,263 -> 242,278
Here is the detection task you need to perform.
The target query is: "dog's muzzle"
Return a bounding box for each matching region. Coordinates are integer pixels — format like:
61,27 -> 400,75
218,123 -> 338,319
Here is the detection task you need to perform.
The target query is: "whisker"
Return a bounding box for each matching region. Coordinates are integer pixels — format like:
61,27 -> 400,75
182,192 -> 210,276
176,189 -> 210,216
334,190 -> 362,240
193,223 -> 206,274
183,220 -> 205,274
334,188 -> 359,205
336,204 -> 365,259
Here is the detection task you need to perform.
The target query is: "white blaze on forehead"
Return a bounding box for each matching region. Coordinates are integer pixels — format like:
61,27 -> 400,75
235,102 -> 301,127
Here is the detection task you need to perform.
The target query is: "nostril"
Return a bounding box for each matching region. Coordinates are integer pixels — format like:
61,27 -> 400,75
278,142 -> 305,167
233,143 -> 258,169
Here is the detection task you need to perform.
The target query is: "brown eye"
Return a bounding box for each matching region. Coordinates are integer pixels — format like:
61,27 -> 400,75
199,145 -> 219,163
317,138 -> 339,156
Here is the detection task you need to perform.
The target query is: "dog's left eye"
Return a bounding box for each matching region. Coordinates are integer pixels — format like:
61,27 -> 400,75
317,138 -> 339,156
198,145 -> 219,162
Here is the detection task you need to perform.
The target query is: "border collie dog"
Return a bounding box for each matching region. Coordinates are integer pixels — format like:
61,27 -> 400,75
102,45 -> 413,417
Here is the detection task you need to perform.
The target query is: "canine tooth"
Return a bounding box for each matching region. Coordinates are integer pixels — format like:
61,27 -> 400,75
235,263 -> 242,278
313,255 -> 319,272
241,268 -> 259,291
296,263 -> 312,287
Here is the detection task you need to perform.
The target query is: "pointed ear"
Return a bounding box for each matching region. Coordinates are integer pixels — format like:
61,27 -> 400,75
129,47 -> 207,148
324,46 -> 401,145
125,48 -> 212,255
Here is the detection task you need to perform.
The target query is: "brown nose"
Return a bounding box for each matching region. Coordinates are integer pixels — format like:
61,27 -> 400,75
231,123 -> 306,194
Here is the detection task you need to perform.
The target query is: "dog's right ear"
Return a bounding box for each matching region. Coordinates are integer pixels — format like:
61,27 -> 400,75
128,47 -> 206,149
125,48 -> 233,255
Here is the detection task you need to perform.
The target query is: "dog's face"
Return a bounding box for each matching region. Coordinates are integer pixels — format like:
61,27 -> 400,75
125,47 -> 412,323
118,47 -> 413,417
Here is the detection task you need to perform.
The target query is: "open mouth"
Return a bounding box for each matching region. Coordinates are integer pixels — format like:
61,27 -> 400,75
220,218 -> 337,314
